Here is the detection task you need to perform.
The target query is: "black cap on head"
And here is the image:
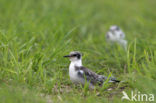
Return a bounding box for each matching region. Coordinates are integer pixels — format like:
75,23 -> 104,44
64,51 -> 82,59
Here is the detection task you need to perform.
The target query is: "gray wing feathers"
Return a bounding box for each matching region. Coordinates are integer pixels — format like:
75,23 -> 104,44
75,66 -> 105,85
75,66 -> 120,85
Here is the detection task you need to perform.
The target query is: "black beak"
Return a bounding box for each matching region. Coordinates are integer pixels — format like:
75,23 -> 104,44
63,55 -> 71,57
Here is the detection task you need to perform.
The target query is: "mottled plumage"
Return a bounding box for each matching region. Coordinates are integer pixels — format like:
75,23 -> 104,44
75,66 -> 105,85
106,25 -> 127,50
64,51 -> 120,89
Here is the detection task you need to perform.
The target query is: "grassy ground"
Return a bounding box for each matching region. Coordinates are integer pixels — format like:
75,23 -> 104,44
0,0 -> 156,103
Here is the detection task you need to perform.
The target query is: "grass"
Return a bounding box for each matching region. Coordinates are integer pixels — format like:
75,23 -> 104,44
0,0 -> 156,102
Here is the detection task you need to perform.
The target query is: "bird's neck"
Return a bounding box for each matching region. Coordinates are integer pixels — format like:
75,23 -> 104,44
70,60 -> 82,67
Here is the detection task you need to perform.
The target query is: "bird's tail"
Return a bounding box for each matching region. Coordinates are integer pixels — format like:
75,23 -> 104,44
98,75 -> 120,84
109,77 -> 120,83
109,79 -> 120,83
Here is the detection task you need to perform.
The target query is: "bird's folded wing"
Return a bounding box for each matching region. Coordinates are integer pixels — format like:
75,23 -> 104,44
75,66 -> 103,85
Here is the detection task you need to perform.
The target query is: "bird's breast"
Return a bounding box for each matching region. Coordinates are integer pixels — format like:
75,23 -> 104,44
69,65 -> 78,81
69,64 -> 83,84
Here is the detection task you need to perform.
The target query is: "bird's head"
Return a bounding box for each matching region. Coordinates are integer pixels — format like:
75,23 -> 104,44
106,25 -> 125,41
64,51 -> 82,62
109,25 -> 120,31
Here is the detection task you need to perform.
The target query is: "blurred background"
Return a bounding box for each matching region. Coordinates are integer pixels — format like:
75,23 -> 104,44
0,0 -> 156,103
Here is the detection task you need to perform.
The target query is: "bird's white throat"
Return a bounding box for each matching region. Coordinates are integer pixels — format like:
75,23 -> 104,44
69,59 -> 82,83
70,59 -> 82,67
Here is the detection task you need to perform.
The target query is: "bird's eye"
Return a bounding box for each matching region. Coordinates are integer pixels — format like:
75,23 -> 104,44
72,54 -> 77,56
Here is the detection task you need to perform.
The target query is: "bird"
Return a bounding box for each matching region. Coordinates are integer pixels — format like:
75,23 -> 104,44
106,25 -> 127,50
64,51 -> 120,89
